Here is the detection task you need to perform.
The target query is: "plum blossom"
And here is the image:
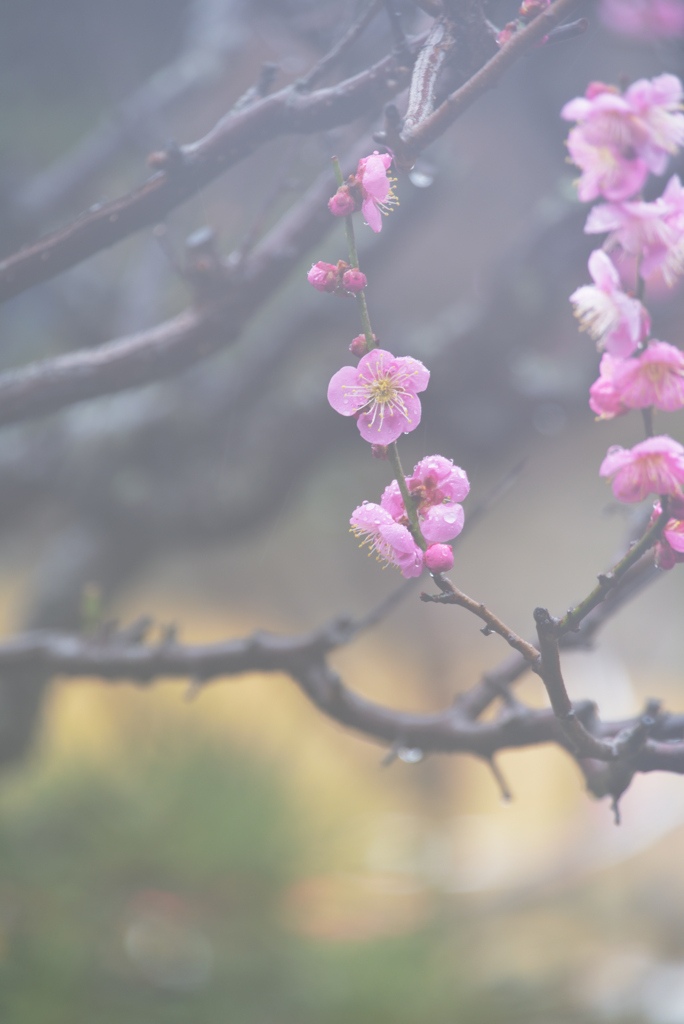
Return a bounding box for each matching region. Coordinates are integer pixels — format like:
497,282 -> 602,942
350,502 -> 424,577
356,151 -> 397,232
590,342 -> 684,418
600,0 -> 684,38
584,176 -> 684,285
599,434 -> 684,501
652,495 -> 684,568
380,455 -> 469,543
569,249 -> 650,356
329,152 -> 398,232
327,348 -> 429,444
561,75 -> 684,201
589,353 -> 630,419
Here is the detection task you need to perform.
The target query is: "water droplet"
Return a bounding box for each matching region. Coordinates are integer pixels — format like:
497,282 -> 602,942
409,168 -> 434,189
398,747 -> 423,763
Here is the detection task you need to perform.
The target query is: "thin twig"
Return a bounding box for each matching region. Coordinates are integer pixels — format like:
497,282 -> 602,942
295,0 -> 384,92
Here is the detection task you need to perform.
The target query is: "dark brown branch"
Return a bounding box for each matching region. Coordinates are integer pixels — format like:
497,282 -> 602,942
399,0 -> 580,159
0,34 -> 427,305
421,574 -> 542,666
0,147 -> 347,425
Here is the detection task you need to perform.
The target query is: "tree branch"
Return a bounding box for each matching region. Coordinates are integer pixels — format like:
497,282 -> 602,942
0,34 -> 427,305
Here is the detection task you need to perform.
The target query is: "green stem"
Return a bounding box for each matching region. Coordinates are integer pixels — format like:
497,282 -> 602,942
642,406 -> 654,438
332,156 -> 375,350
388,443 -> 426,550
555,496 -> 670,636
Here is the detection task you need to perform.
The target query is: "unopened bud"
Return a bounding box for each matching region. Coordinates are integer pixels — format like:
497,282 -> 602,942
328,187 -> 357,217
497,21 -> 518,45
307,261 -> 339,293
425,543 -> 454,573
519,0 -> 549,18
371,444 -> 389,460
343,268 -> 367,293
350,333 -> 373,357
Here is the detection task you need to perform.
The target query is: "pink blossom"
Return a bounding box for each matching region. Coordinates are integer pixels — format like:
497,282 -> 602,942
342,268 -> 367,293
308,261 -> 339,293
328,186 -> 357,217
356,151 -> 397,232
380,455 -> 468,543
600,0 -> 684,38
327,348 -> 429,444
350,502 -> 424,578
599,434 -> 684,501
590,343 -> 684,417
569,249 -> 650,356
615,341 -> 684,409
584,176 -> 684,285
406,454 -> 471,506
589,353 -> 630,419
561,75 -> 684,201
425,543 -> 454,573
651,496 -> 684,568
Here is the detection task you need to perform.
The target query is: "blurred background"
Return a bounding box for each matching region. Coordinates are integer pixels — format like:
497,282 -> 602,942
1,0 -> 684,1020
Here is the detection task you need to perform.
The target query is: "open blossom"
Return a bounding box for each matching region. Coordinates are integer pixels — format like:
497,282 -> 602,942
570,249 -> 650,356
590,342 -> 684,418
350,502 -> 424,577
589,353 -> 630,419
652,495 -> 684,568
327,348 -> 429,444
585,176 -> 684,285
600,0 -> 684,38
381,455 -> 469,543
327,151 -> 397,232
599,434 -> 684,501
561,75 -> 684,201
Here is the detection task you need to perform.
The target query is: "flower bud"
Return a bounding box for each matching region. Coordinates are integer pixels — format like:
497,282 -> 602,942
328,187 -> 356,217
519,0 -> 549,18
497,20 -> 518,44
425,543 -> 454,573
371,444 -> 389,460
349,334 -> 372,357
308,261 -> 339,292
342,268 -> 367,293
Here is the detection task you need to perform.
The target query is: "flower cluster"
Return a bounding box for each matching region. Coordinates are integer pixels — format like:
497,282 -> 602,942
565,73 -> 684,565
350,456 -> 470,578
599,0 -> 684,40
561,75 -> 684,202
308,260 -> 367,295
307,152 -> 470,579
328,151 -> 398,233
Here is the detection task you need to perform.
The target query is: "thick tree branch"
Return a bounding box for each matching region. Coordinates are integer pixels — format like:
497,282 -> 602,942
0,34 -> 427,305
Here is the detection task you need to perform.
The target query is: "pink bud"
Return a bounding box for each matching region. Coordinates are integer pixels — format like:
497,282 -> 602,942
308,261 -> 339,293
328,187 -> 356,217
350,333 -> 372,356
519,0 -> 549,17
371,444 -> 389,460
497,21 -> 518,44
342,268 -> 367,293
425,543 -> 454,572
